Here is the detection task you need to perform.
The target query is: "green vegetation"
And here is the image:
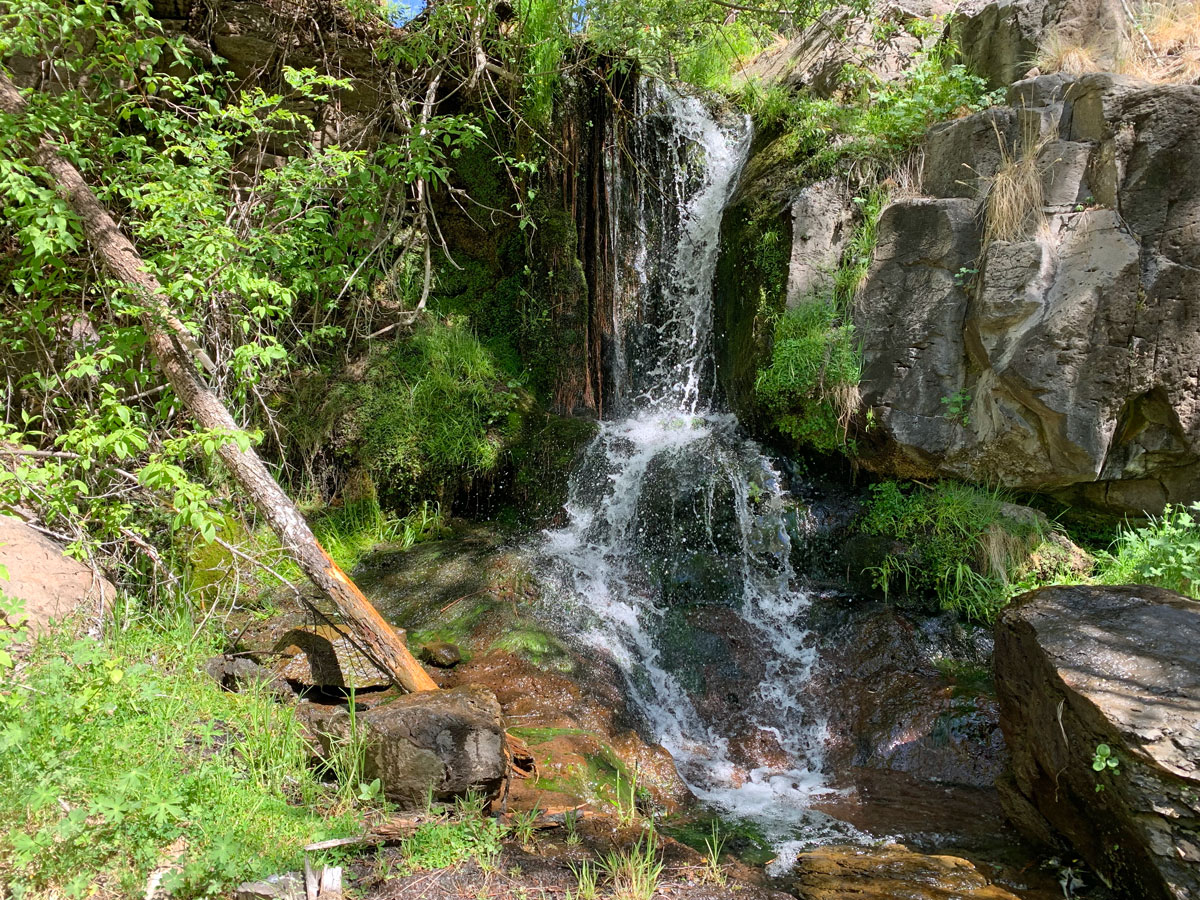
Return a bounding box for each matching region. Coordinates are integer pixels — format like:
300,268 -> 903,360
397,794 -> 504,872
861,489 -> 1200,623
752,188 -> 886,451
741,37 -> 1002,177
1095,503 -> 1200,598
0,622 -> 361,898
352,319 -> 526,506
859,480 -> 1054,622
599,829 -> 664,900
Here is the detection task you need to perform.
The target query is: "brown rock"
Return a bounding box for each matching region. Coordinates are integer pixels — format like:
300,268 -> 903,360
419,640 -> 463,668
299,684 -> 507,808
791,844 -> 1022,899
0,515 -> 114,637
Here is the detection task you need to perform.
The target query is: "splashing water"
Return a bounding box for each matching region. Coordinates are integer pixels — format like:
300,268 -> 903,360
540,81 -> 853,840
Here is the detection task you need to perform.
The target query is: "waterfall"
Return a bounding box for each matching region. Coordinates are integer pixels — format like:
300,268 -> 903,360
540,81 -> 840,836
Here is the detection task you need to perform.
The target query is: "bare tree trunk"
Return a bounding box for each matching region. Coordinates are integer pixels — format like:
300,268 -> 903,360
0,73 -> 438,693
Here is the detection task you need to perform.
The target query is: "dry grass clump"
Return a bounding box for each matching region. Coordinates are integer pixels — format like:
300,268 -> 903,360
1033,29 -> 1106,75
1032,1 -> 1200,82
1118,0 -> 1200,81
982,125 -> 1053,247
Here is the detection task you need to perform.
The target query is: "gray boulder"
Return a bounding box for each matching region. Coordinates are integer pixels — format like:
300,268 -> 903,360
995,585 -> 1200,900
299,684 -> 507,808
854,78 -> 1200,513
952,0 -> 1124,89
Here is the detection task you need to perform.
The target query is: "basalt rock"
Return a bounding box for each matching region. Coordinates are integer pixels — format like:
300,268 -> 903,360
299,684 -> 508,808
995,585 -> 1200,900
851,76 -> 1200,514
951,0 -> 1124,89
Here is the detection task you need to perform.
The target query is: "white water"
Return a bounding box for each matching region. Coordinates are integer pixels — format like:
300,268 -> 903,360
541,81 -> 846,837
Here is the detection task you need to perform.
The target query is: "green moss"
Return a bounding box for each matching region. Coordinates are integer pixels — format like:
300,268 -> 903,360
490,625 -> 574,673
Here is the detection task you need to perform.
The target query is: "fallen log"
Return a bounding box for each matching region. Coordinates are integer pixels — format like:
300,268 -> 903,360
0,72 -> 436,693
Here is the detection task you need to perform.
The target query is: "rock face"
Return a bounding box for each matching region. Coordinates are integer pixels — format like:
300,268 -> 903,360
299,684 -> 508,808
952,0 -> 1124,89
0,515 -> 114,637
995,585 -> 1200,900
790,844 -> 1022,900
853,75 -> 1200,514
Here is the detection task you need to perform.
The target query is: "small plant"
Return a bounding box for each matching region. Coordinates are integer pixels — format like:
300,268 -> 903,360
600,830 -> 663,900
953,265 -> 978,286
511,801 -> 540,847
1092,743 -> 1120,791
613,769 -> 641,828
941,389 -> 971,425
563,808 -> 582,846
569,859 -> 599,900
702,821 -> 727,886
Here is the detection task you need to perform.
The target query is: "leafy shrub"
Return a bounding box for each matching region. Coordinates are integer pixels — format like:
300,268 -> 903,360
741,40 -> 1001,177
1096,503 -> 1200,598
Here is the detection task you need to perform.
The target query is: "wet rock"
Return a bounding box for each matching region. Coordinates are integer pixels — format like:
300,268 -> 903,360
420,640 -> 463,668
814,601 -> 1005,788
790,843 -> 1022,899
299,684 -> 507,808
0,515 -> 114,638
995,585 -> 1200,900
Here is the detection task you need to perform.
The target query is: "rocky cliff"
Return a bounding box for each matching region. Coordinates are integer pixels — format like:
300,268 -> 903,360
716,8 -> 1200,516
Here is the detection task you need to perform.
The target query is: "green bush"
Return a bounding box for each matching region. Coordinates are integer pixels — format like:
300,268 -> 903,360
740,40 -> 1001,177
1096,503 -> 1200,598
754,297 -> 860,451
859,481 -> 1045,622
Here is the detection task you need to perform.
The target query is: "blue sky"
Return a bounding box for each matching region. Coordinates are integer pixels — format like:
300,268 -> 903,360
387,0 -> 427,24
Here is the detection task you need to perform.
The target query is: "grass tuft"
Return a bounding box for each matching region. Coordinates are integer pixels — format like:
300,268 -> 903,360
982,123 -> 1052,247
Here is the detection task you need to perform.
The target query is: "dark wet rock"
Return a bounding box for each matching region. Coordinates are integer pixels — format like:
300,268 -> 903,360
420,640 -> 463,668
790,843 -> 1022,899
299,684 -> 507,808
813,601 -> 1005,788
203,654 -> 291,696
0,514 -> 114,638
995,585 -> 1200,900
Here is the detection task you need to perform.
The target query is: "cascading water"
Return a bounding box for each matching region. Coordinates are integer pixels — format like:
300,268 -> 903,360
540,81 -> 853,847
